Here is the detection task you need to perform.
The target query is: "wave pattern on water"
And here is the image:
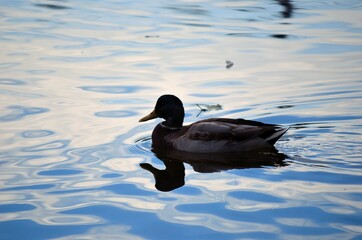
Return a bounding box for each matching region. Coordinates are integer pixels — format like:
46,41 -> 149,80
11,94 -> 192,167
0,0 -> 361,239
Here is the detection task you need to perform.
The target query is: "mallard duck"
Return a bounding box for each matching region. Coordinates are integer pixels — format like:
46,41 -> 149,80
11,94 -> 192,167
139,95 -> 288,153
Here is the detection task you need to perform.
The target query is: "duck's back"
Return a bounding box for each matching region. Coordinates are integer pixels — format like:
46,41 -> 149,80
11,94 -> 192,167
165,118 -> 287,153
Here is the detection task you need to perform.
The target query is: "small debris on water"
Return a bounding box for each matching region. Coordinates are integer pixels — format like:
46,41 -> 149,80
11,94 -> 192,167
145,35 -> 160,38
226,60 -> 234,69
196,104 -> 223,117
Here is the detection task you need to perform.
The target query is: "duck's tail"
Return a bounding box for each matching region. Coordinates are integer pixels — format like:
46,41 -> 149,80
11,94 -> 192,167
266,126 -> 290,145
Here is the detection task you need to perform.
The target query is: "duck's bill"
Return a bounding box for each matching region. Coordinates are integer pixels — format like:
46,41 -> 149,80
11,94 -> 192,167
139,110 -> 157,122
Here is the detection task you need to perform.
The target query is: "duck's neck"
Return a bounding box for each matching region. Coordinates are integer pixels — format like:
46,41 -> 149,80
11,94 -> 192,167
162,106 -> 184,129
161,121 -> 182,130
162,117 -> 183,129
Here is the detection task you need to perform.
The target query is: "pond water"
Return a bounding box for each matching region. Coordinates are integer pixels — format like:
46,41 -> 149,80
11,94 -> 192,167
1,0 -> 362,239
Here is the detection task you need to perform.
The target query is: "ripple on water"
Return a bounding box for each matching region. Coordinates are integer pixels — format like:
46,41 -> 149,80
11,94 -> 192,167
0,78 -> 25,85
101,173 -> 122,178
133,137 -> 152,154
22,140 -> 70,152
100,98 -> 147,105
21,130 -> 55,138
0,89 -> 44,98
37,169 -> 83,176
0,204 -> 36,213
79,85 -> 148,94
33,3 -> 71,10
94,110 -> 136,118
0,184 -> 56,192
0,105 -> 49,122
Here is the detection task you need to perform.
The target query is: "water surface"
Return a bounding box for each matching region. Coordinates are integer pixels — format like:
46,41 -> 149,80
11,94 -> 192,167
0,0 -> 362,239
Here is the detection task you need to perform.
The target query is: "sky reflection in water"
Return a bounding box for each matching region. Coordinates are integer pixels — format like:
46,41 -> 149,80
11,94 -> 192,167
0,0 -> 362,239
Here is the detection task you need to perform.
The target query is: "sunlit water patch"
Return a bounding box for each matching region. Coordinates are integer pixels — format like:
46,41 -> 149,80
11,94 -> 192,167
0,0 -> 362,239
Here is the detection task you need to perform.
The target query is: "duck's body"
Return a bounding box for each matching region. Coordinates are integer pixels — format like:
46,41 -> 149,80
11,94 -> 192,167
140,95 -> 288,153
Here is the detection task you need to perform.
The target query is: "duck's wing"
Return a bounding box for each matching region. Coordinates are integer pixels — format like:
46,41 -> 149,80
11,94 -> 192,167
188,118 -> 286,142
167,118 -> 288,153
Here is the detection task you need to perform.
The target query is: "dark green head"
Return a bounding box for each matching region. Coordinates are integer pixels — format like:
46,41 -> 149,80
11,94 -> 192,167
139,95 -> 185,128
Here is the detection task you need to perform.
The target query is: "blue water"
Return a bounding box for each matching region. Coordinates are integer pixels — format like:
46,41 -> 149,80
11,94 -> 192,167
0,0 -> 362,239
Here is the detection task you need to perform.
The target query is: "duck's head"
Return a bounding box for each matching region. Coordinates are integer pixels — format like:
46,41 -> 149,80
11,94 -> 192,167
139,94 -> 185,128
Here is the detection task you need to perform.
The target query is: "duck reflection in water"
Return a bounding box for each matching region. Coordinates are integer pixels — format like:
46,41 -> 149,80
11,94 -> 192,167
141,148 -> 287,192
140,155 -> 185,192
139,95 -> 289,192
